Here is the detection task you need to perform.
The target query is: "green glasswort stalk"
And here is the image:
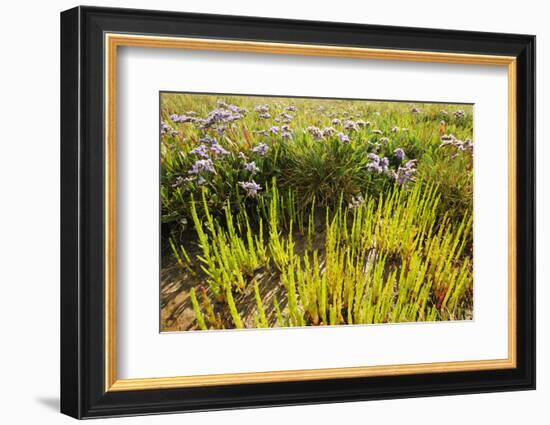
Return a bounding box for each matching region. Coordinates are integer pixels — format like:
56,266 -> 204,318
189,288 -> 208,330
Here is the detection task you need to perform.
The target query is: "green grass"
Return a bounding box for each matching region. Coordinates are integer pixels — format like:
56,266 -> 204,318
160,93 -> 474,331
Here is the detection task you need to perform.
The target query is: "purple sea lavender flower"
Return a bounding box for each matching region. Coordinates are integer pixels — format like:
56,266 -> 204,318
278,112 -> 293,123
322,127 -> 336,137
307,126 -> 323,140
161,121 -> 176,135
337,132 -> 350,143
281,131 -> 292,140
332,118 -> 341,126
201,108 -> 242,128
210,142 -> 230,156
216,125 -> 227,137
258,112 -> 271,119
170,114 -> 196,123
344,120 -> 358,131
367,162 -> 383,173
269,126 -> 280,134
254,104 -> 269,114
244,161 -> 260,175
197,176 -> 206,186
286,105 -> 297,112
189,144 -> 210,159
238,180 -> 262,197
367,153 -> 380,163
251,143 -> 269,156
394,148 -> 406,161
188,159 -> 216,175
404,159 -> 417,169
394,165 -> 417,185
454,110 -> 466,119
199,135 -> 216,145
379,157 -> 389,171
439,134 -> 456,148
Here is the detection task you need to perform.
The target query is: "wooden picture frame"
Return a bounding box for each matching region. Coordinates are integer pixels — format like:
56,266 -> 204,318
61,5 -> 535,419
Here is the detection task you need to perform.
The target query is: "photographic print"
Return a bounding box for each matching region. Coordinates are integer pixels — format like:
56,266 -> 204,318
160,93 -> 474,332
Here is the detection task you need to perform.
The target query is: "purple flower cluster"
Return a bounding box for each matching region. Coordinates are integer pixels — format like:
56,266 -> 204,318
251,143 -> 269,156
281,125 -> 293,140
393,160 -> 417,185
161,121 -> 178,136
170,113 -> 197,124
454,110 -> 466,120
366,153 -> 389,174
189,144 -> 210,159
322,127 -> 336,137
307,126 -> 323,140
238,180 -> 262,197
337,132 -> 350,143
394,148 -> 406,161
199,135 -> 216,144
344,119 -> 358,131
201,108 -> 243,128
188,159 -> 216,175
440,134 -> 473,153
275,112 -> 293,124
244,161 -> 260,175
254,104 -> 269,114
210,142 -> 230,156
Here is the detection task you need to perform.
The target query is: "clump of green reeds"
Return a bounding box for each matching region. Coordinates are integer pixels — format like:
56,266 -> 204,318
184,178 -> 472,330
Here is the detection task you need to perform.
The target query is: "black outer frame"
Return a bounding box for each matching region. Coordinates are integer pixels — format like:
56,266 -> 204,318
60,5 -> 536,419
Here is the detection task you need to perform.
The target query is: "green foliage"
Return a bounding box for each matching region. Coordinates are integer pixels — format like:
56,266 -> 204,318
161,94 -> 474,331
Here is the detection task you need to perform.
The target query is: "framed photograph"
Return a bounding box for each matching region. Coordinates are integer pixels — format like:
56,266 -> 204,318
60,6 -> 536,419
